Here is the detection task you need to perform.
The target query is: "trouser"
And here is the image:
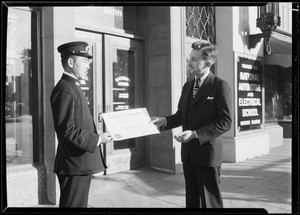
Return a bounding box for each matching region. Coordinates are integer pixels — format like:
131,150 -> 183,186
183,157 -> 223,208
57,174 -> 92,208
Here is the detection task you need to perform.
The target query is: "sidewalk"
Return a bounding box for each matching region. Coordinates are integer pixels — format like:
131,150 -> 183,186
87,139 -> 292,213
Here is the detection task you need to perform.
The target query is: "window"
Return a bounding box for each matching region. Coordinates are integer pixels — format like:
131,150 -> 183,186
185,6 -> 216,43
6,7 -> 41,166
112,49 -> 136,149
265,65 -> 292,124
185,6 -> 216,79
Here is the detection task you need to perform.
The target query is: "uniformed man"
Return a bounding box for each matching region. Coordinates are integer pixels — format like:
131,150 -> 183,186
50,41 -> 112,207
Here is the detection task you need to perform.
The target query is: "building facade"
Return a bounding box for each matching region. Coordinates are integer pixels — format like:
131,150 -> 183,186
3,3 -> 294,206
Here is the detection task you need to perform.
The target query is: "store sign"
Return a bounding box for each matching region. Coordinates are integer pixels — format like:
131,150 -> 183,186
237,56 -> 263,131
113,75 -> 131,111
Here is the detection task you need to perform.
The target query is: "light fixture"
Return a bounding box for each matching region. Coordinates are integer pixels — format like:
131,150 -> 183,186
249,3 -> 281,54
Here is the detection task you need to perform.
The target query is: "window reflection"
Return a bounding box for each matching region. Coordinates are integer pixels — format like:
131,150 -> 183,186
6,7 -> 33,165
112,49 -> 135,149
79,44 -> 94,115
265,65 -> 292,124
112,49 -> 135,112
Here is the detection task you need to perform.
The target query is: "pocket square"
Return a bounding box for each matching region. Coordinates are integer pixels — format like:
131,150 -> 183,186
207,96 -> 214,100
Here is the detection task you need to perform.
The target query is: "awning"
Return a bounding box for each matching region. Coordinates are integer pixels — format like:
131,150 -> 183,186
269,31 -> 292,55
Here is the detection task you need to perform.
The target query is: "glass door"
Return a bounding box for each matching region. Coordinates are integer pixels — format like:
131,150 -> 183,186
75,32 -> 144,174
104,35 -> 143,174
75,31 -> 107,175
75,30 -> 103,131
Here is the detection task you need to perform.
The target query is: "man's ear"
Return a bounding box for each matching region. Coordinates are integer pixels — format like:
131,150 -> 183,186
204,61 -> 211,69
67,57 -> 74,68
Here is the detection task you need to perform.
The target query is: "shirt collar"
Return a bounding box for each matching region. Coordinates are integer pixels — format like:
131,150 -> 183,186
62,71 -> 81,86
195,70 -> 210,84
63,71 -> 78,80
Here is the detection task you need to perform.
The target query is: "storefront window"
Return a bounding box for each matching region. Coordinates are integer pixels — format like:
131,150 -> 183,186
6,7 -> 34,166
265,65 -> 292,124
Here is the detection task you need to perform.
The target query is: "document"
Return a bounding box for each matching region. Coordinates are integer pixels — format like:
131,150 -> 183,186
102,108 -> 160,141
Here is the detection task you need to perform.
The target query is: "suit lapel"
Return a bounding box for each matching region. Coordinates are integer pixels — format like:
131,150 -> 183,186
191,72 -> 215,106
181,80 -> 194,121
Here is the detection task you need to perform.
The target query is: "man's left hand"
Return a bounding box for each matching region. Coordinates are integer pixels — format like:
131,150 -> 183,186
174,130 -> 196,143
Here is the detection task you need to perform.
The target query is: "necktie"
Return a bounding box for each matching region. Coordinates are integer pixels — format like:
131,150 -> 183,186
193,78 -> 201,98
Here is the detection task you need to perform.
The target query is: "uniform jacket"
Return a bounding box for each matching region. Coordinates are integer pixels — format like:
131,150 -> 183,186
50,74 -> 106,175
163,72 -> 232,167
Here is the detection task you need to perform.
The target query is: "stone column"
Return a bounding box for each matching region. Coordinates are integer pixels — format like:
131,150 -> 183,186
41,6 -> 75,205
147,7 -> 185,174
215,7 -> 270,163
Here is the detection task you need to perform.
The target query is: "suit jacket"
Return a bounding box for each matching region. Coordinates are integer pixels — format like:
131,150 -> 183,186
50,74 -> 106,175
163,72 -> 232,167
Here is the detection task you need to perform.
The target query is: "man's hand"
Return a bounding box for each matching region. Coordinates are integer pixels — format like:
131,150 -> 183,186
174,130 -> 196,143
97,132 -> 113,146
151,116 -> 167,129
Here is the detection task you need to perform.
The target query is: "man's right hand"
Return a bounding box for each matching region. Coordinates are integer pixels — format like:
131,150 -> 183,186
97,132 -> 113,146
151,116 -> 167,129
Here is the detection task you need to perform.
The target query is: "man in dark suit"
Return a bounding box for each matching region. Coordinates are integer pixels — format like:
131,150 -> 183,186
151,41 -> 232,208
50,41 -> 112,207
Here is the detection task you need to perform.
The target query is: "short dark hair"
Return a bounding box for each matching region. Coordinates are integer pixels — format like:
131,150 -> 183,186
61,55 -> 75,70
192,41 -> 218,64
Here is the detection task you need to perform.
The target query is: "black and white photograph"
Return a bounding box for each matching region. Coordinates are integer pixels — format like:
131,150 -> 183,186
1,1 -> 298,214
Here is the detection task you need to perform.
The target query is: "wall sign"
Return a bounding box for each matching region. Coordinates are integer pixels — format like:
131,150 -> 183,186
236,55 -> 263,132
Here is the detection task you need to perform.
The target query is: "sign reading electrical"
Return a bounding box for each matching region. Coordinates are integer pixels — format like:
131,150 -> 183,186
237,56 -> 263,131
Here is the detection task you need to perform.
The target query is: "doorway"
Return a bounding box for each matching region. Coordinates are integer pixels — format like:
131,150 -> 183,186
75,30 -> 144,174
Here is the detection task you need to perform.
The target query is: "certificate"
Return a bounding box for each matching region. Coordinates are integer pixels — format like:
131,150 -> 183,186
102,108 -> 160,141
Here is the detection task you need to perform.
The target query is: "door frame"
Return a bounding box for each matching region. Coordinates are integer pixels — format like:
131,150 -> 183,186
104,35 -> 144,174
75,31 -> 144,174
75,30 -> 104,130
